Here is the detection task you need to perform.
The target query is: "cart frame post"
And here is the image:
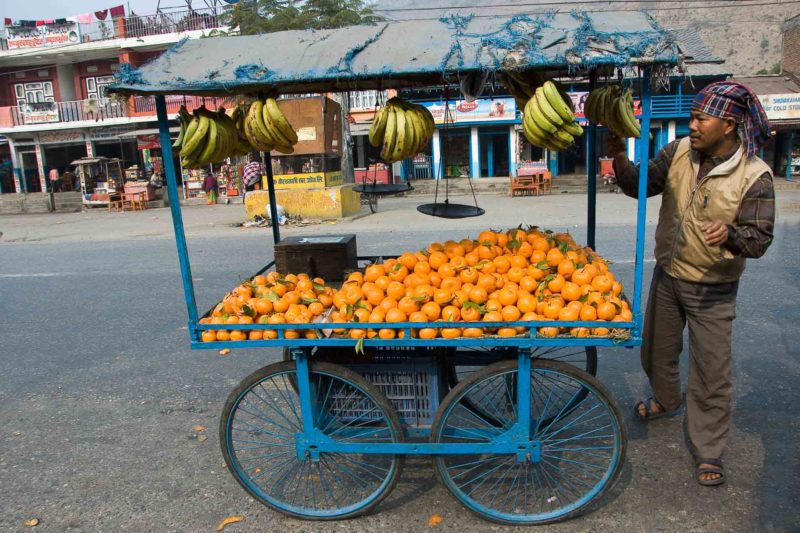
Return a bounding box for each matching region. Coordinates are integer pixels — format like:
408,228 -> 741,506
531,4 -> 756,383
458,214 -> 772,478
586,71 -> 598,250
156,95 -> 200,338
631,68 -> 653,338
263,151 -> 281,244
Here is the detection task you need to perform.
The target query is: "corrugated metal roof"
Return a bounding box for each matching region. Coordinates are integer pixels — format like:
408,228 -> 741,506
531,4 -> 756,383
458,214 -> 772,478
729,75 -> 800,94
669,28 -> 723,64
109,11 -> 679,96
675,63 -> 730,78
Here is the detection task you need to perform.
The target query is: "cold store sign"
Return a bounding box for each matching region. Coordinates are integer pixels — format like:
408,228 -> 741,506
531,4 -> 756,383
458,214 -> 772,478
757,94 -> 800,121
7,22 -> 81,50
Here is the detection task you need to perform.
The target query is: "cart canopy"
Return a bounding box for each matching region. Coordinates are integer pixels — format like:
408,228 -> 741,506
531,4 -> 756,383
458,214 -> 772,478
108,11 -> 679,97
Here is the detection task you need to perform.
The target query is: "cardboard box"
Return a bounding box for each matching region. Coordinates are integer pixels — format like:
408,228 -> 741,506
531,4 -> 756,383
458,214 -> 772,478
274,97 -> 342,156
274,234 -> 357,282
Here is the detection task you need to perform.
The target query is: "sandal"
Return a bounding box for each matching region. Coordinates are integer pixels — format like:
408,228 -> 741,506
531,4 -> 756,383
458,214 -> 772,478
634,397 -> 682,422
696,462 -> 725,486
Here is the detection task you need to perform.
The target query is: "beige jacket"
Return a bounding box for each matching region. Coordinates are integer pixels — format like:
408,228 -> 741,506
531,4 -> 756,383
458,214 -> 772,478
654,137 -> 771,283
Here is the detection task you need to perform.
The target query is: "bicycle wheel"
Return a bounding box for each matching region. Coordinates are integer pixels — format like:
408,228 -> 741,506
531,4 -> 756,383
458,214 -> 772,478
431,359 -> 626,525
220,361 -> 404,520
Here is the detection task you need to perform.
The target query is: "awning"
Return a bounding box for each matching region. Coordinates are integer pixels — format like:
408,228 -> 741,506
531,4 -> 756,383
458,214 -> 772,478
109,11 -> 680,97
117,127 -> 181,138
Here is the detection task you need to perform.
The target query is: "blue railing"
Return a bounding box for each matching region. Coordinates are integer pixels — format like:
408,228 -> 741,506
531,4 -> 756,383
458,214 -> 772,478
650,94 -> 696,118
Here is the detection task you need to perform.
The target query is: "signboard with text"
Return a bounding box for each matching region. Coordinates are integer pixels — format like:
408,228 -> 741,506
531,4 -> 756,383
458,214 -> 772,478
566,91 -> 642,123
419,98 -> 517,124
23,101 -> 59,124
7,23 -> 81,50
269,171 -> 344,190
757,93 -> 800,121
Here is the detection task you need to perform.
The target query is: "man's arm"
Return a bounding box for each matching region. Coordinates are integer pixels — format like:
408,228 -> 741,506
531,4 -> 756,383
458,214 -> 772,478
610,137 -> 679,198
720,174 -> 775,258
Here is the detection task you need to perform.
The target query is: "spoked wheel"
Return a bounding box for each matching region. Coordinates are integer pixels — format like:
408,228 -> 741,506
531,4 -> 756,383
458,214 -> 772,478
220,361 -> 404,520
431,359 -> 626,525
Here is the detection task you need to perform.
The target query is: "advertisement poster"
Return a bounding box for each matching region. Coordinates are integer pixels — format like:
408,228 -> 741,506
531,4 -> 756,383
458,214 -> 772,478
137,134 -> 161,151
757,93 -> 800,121
420,98 -> 517,124
7,22 -> 81,50
566,91 -> 642,122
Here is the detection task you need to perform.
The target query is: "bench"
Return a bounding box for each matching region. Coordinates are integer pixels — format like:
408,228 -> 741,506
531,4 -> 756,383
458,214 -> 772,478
509,175 -> 541,196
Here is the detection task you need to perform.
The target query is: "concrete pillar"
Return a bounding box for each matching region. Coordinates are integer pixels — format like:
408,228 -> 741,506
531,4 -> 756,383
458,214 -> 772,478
35,140 -> 47,192
86,137 -> 94,158
667,120 -> 676,142
356,135 -> 366,169
470,126 -> 479,178
432,129 -> 441,179
7,138 -> 22,193
509,126 -> 518,177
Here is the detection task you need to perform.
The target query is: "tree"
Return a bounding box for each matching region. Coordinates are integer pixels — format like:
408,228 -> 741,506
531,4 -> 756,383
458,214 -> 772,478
224,0 -> 382,35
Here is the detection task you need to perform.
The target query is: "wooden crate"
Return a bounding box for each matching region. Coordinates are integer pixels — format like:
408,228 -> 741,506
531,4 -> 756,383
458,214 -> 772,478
274,234 -> 357,282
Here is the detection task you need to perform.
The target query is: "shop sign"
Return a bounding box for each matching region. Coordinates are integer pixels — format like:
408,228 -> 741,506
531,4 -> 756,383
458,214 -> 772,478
7,23 -> 81,50
269,171 -> 343,189
38,130 -> 84,143
23,101 -> 60,124
137,134 -> 161,150
567,91 -> 642,122
420,98 -> 517,124
757,93 -> 800,121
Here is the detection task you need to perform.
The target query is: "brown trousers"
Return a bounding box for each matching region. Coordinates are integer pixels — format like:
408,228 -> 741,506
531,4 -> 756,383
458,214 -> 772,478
641,264 -> 739,461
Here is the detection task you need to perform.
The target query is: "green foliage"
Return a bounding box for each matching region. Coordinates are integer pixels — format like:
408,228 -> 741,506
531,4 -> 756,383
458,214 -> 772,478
222,0 -> 383,35
761,37 -> 769,50
754,62 -> 782,75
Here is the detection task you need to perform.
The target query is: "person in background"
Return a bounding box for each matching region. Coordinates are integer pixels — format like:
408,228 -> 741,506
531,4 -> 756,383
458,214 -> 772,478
61,168 -> 77,191
609,81 -> 774,487
242,153 -> 262,192
48,167 -> 61,192
203,173 -> 218,205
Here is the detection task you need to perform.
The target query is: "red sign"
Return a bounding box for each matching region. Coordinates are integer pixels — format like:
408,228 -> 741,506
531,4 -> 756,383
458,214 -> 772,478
456,101 -> 478,113
137,134 -> 161,150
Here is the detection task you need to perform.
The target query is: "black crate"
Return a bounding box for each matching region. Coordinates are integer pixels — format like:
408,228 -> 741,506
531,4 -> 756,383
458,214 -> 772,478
274,234 -> 357,282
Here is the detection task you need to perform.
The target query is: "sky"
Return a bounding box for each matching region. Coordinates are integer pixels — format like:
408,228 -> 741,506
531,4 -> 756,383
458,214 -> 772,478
3,1 -> 210,20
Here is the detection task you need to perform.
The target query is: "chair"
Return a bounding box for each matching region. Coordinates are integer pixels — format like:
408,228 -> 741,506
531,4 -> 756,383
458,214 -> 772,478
540,171 -> 552,194
107,193 -> 123,212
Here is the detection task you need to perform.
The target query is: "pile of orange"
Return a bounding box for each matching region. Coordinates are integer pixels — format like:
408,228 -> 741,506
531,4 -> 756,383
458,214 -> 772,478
199,271 -> 336,342
332,227 -> 630,340
201,227 -> 632,343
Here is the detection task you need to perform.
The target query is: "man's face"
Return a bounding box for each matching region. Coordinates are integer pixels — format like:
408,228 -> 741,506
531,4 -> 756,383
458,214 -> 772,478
688,111 -> 737,154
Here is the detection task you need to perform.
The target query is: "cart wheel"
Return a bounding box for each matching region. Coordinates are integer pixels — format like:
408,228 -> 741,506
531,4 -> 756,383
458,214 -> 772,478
431,359 -> 626,525
220,361 -> 404,520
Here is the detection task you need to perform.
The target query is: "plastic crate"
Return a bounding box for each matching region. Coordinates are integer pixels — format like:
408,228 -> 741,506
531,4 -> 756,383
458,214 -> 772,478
330,348 -> 448,427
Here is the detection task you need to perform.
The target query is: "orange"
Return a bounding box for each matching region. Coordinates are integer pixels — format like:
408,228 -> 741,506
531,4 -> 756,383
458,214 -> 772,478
368,308 -> 386,323
238,315 -> 254,324
476,274 -> 496,293
485,298 -> 502,313
596,301 -> 617,321
611,281 -> 623,297
230,330 -> 246,341
546,248 -> 564,268
440,276 -> 462,292
516,241 -> 534,259
580,304 -> 598,321
413,284 -> 435,302
378,297 -> 398,313
506,266 -> 525,283
572,267 -> 593,286
497,327 -> 518,337
252,275 -> 268,286
469,286 -> 488,304
498,286 -> 519,306
495,232 -> 509,249
365,264 -> 384,282
493,256 -> 511,274
353,307 -> 370,323
364,286 -> 385,306
570,327 -> 590,338
248,330 -> 263,341
483,310 -> 503,325
464,251 -> 480,266
561,282 -> 582,302
414,261 -> 432,276
347,271 -> 364,284
475,245 -> 494,261
342,284 -> 363,305
542,298 -> 565,319
434,289 -> 454,306
386,281 -> 406,301
398,252 -> 418,270
216,330 -> 231,341
617,308 -> 633,321
478,230 -> 497,245
378,328 -> 397,339
517,293 -> 537,314
428,251 -> 448,270
567,300 -> 583,313
421,301 -> 441,320
442,305 -> 461,322
444,243 -> 466,259
428,272 -> 443,288
438,263 -> 457,280
388,264 -> 409,282
385,308 -> 407,323
558,306 -> 579,322
441,327 -> 462,339
547,274 -> 566,294
409,311 -> 427,323
519,276 -> 538,294
418,327 -> 438,339
592,275 -> 613,293
201,330 -> 216,342
461,305 -> 481,322
462,327 -> 484,338
557,259 -> 575,279
398,296 -> 420,315
349,329 -> 366,339
459,267 -> 479,284
501,305 -> 521,322
538,326 -> 558,338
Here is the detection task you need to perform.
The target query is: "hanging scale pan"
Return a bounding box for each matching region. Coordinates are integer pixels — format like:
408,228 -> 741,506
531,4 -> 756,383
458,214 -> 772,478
417,200 -> 485,219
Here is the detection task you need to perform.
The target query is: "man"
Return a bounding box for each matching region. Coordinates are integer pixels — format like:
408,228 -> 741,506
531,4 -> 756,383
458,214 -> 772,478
610,81 -> 774,486
242,153 -> 262,193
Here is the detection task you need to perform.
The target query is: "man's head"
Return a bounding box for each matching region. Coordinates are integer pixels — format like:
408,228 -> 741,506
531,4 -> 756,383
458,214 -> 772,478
688,110 -> 738,156
690,81 -> 771,158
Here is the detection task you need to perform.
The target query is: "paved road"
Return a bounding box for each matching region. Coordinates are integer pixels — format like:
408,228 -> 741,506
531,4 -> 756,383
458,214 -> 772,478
1,194 -> 799,532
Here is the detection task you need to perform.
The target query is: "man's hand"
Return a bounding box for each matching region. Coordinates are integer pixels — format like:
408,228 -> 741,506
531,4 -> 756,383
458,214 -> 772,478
701,221 -> 729,246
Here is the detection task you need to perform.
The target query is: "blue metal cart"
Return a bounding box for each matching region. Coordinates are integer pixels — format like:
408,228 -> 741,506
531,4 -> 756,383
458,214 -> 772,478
109,11 -> 679,525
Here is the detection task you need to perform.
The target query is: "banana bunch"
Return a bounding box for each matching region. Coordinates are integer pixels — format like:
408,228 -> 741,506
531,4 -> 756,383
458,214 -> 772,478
176,105 -> 250,169
522,80 -> 584,151
584,85 -> 641,138
242,97 -> 298,155
368,97 -> 435,163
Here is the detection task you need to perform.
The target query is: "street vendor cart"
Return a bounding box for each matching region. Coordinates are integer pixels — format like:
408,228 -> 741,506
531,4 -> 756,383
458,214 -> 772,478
73,156 -> 124,207
109,11 -> 678,525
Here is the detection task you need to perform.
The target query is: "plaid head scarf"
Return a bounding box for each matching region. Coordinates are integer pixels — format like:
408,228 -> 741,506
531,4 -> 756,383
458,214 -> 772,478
691,81 -> 771,158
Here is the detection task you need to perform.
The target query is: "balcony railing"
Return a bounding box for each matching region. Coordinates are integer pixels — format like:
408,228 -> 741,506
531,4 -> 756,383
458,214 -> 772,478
8,99 -> 127,126
131,95 -> 237,115
124,8 -> 224,39
651,94 -> 696,118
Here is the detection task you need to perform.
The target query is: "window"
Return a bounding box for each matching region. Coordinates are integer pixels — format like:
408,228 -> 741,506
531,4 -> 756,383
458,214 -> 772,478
348,90 -> 387,110
14,82 -> 55,107
85,76 -> 115,102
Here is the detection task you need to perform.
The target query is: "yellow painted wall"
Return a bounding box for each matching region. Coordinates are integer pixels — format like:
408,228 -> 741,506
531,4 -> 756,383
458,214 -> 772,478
244,184 -> 361,220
